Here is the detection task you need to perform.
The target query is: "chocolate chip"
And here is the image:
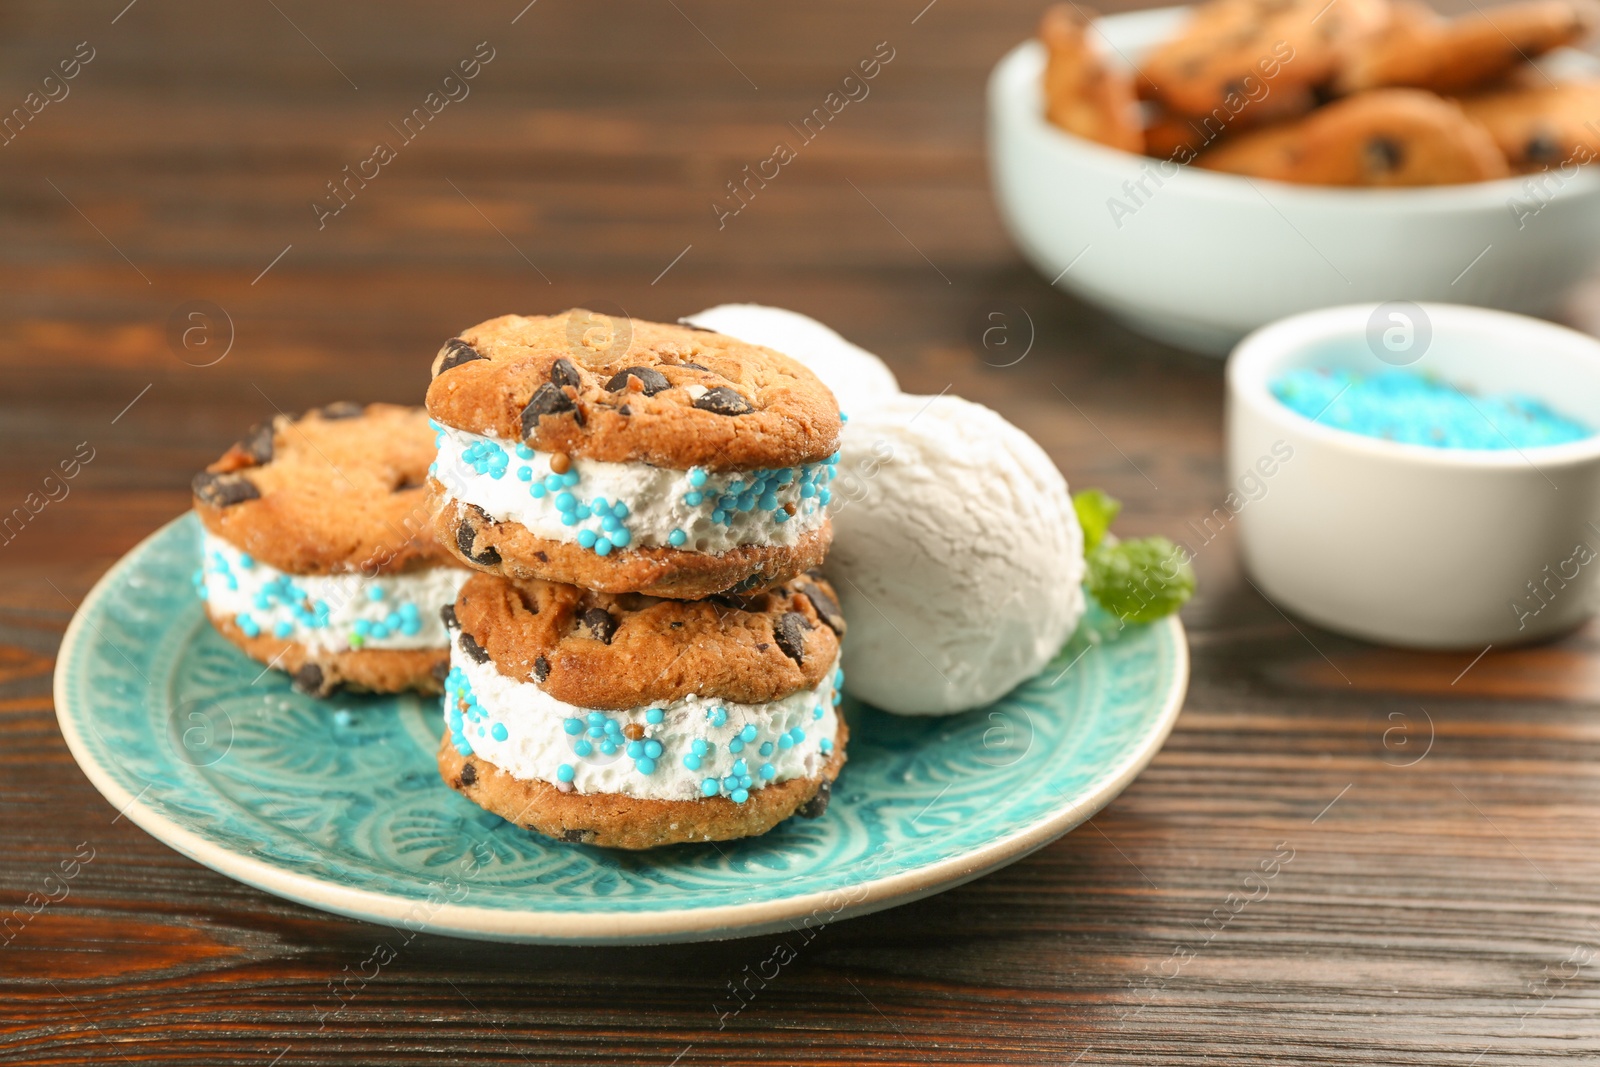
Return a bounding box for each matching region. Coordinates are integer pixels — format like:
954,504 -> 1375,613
533,656 -> 550,682
318,401 -> 364,420
549,357 -> 582,389
1527,133 -> 1562,164
756,642 -> 770,651
669,620 -> 683,629
797,580 -> 844,635
798,780 -> 831,819
618,404 -> 631,416
440,604 -> 458,630
520,383 -> 576,438
560,828 -> 596,844
430,660 -> 449,686
578,607 -> 618,645
456,518 -> 502,567
292,662 -> 329,697
1364,136 -> 1404,174
459,631 -> 491,664
436,338 -> 486,376
192,471 -> 260,508
238,422 -> 274,465
460,761 -> 477,786
773,612 -> 810,665
534,551 -> 549,562
679,362 -> 708,370
605,366 -> 670,396
693,386 -> 752,416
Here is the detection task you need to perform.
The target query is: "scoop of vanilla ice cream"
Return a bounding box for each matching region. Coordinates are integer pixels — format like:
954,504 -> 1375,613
683,304 -> 900,412
824,393 -> 1085,715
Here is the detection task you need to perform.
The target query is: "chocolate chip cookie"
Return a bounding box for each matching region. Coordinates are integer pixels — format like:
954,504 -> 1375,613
1138,0 -> 1389,119
1459,80 -> 1600,168
1039,3 -> 1145,152
1338,0 -> 1598,96
1197,87 -> 1513,183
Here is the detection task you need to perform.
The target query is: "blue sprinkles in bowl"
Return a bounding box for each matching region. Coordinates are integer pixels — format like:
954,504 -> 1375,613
1271,367 -> 1595,450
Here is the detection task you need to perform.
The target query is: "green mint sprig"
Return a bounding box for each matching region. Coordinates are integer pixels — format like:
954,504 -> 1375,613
1072,489 -> 1195,624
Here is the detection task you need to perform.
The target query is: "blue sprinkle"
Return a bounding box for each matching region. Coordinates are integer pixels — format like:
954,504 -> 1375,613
555,491 -> 576,512
684,491 -> 703,506
740,724 -> 758,742
820,737 -> 834,754
593,497 -> 609,512
274,621 -> 293,638
760,741 -> 774,756
701,778 -> 720,797
728,738 -> 745,754
668,529 -> 687,547
692,739 -> 710,755
531,483 -> 547,499
557,764 -> 576,783
635,757 -> 656,775
731,758 -> 748,776
613,502 -> 629,518
610,528 -> 631,547
708,707 -> 727,727
647,708 -> 664,724
689,468 -> 708,487
644,739 -> 663,758
564,718 -> 584,735
577,529 -> 597,548
517,466 -> 533,481
683,754 -> 702,770
587,712 -> 605,724
759,762 -> 777,780
562,471 -> 579,487
627,740 -> 645,758
574,739 -> 593,757
516,443 -> 534,459
594,538 -> 613,556
731,788 -> 749,804
491,723 -> 508,742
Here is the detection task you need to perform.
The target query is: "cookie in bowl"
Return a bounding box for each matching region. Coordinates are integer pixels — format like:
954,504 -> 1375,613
437,570 -> 848,849
425,310 -> 841,600
191,403 -> 469,696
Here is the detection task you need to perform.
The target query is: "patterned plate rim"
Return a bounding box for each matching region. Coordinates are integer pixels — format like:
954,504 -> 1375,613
55,515 -> 1189,945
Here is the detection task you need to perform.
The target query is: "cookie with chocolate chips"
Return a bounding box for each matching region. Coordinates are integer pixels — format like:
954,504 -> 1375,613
425,310 -> 841,470
1196,88 -> 1512,184
1459,80 -> 1600,170
1336,0 -> 1599,96
191,403 -> 468,696
1038,3 -> 1145,153
435,569 -> 848,849
425,310 -> 843,600
446,570 -> 843,709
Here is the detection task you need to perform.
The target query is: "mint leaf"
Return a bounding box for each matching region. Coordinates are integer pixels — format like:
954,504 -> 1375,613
1085,536 -> 1195,624
1072,488 -> 1121,554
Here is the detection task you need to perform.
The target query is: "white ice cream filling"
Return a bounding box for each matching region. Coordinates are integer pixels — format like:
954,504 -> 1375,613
430,424 -> 836,557
444,641 -> 843,803
196,531 -> 468,654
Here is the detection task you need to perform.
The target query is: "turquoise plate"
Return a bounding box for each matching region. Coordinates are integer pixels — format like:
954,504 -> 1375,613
55,514 -> 1188,945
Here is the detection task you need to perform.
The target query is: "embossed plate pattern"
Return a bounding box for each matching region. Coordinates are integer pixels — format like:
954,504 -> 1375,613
55,514 -> 1188,944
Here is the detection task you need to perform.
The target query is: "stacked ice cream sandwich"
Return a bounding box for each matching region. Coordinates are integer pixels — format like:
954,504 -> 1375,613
427,311 -> 849,848
191,403 -> 469,696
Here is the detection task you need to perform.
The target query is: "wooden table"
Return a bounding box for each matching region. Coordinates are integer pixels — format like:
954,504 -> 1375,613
6,1 -> 1600,1063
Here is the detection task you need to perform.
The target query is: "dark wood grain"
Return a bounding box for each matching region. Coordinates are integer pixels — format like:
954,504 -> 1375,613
5,1 -> 1600,1064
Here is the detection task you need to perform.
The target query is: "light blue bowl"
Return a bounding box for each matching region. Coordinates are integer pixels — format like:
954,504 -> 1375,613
55,514 -> 1187,944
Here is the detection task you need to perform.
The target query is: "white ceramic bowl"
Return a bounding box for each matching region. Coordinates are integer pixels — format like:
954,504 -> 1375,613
1228,303 -> 1600,648
987,7 -> 1600,355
